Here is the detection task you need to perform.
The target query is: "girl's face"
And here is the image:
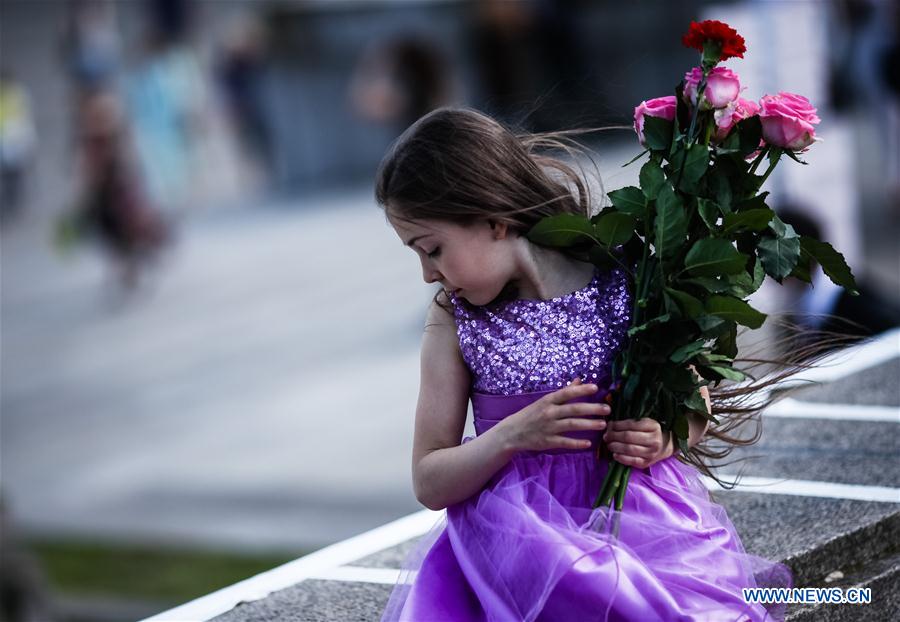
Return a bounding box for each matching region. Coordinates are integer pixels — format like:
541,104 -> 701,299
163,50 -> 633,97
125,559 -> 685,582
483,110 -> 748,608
389,214 -> 517,306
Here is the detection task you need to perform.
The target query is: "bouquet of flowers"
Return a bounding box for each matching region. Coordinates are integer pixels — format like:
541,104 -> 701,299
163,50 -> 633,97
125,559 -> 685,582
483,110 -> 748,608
526,20 -> 858,511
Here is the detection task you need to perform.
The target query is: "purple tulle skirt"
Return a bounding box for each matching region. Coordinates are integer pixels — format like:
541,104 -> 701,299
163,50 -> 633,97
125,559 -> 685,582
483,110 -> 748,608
381,389 -> 792,621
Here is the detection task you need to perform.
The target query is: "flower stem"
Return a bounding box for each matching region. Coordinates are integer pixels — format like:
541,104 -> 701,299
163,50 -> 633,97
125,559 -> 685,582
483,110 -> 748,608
747,146 -> 769,176
756,158 -> 779,190
686,73 -> 708,146
614,467 -> 632,511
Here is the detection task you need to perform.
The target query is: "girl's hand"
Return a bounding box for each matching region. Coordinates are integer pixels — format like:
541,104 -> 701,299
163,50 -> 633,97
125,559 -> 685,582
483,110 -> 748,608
499,377 -> 611,453
602,418 -> 674,469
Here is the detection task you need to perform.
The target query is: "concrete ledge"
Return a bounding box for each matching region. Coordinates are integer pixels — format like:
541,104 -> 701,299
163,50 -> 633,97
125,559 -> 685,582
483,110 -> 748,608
787,550 -> 900,622
142,330 -> 900,622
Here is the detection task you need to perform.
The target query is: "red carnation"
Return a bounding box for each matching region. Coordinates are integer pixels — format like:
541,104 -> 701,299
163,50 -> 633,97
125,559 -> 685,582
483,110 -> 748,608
682,20 -> 746,61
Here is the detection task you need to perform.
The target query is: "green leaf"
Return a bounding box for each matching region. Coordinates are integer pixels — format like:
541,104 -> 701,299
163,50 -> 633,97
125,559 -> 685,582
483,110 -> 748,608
684,239 -> 748,277
663,287 -> 682,318
660,365 -> 697,392
684,390 -> 719,424
721,208 -> 776,235
713,323 -> 738,358
708,161 -> 740,211
757,234 -> 801,282
664,287 -> 704,319
683,143 -> 711,184
784,149 -> 808,165
654,184 -> 687,264
643,116 -> 674,152
589,205 -> 617,225
671,143 -> 710,190
697,198 -> 721,230
639,160 -> 666,201
789,246 -> 813,283
621,149 -> 650,168
608,186 -> 646,216
594,212 -> 635,247
526,214 -> 596,246
735,236 -> 757,264
735,192 -> 770,213
669,339 -> 707,364
679,276 -> 730,293
698,352 -> 734,365
799,236 -> 859,295
768,213 -> 799,238
667,142 -> 684,171
718,130 -> 741,154
736,116 -> 763,156
587,245 -> 618,269
704,295 -> 767,329
705,364 -> 749,381
623,368 -> 642,402
695,363 -> 748,383
673,413 -> 690,441
695,314 -> 728,335
627,312 -> 672,337
727,259 -> 766,298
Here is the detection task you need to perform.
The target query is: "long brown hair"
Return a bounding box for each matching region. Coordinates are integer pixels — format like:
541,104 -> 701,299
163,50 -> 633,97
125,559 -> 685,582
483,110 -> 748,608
374,106 -> 867,486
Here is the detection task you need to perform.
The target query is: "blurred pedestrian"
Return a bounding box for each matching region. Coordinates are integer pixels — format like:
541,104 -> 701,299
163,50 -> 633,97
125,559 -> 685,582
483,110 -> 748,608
0,68 -> 36,223
55,90 -> 171,295
216,15 -> 273,181
61,0 -> 121,92
349,35 -> 455,133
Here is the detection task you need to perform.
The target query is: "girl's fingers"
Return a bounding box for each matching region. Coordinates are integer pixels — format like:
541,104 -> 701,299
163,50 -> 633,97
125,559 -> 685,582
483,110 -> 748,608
608,419 -> 659,432
612,453 -> 649,468
550,436 -> 592,450
603,429 -> 656,446
605,441 -> 654,457
560,402 -> 611,418
548,380 -> 599,404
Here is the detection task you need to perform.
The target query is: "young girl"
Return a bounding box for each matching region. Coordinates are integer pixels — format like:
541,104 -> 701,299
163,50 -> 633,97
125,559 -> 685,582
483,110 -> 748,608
377,107 -> 794,622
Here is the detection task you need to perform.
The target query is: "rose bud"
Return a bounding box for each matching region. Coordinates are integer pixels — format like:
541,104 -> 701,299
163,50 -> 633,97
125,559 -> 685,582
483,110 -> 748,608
633,96 -> 677,146
683,66 -> 742,110
713,97 -> 761,142
759,92 -> 820,151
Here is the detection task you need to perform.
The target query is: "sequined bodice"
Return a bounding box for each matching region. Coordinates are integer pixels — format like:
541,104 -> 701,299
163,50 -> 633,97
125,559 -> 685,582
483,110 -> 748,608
447,265 -> 632,395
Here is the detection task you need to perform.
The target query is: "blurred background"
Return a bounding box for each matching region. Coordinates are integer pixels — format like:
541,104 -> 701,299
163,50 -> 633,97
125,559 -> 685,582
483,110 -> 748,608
1,0 -> 897,620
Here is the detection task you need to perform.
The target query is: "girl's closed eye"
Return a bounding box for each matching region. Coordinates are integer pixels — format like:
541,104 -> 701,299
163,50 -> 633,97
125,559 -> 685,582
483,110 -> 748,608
427,247 -> 441,258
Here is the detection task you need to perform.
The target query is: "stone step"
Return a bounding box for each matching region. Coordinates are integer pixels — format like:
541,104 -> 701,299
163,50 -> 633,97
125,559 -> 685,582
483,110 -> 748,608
142,334 -> 900,621
786,549 -> 900,621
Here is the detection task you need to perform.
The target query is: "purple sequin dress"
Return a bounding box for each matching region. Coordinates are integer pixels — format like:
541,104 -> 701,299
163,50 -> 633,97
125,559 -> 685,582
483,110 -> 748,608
381,264 -> 791,622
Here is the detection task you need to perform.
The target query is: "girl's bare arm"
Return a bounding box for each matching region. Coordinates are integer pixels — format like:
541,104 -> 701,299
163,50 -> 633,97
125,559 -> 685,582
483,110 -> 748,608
411,297 -> 517,511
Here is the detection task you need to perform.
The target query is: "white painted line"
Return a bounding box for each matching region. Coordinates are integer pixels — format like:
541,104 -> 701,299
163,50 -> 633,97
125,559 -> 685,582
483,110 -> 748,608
138,509 -> 444,622
764,398 -> 900,423
301,476 -> 900,588
307,565 -> 414,585
703,475 -> 900,504
165,476 -> 899,604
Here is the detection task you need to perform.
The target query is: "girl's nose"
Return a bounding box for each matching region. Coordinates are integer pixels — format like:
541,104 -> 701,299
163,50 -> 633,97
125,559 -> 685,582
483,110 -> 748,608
422,265 -> 441,284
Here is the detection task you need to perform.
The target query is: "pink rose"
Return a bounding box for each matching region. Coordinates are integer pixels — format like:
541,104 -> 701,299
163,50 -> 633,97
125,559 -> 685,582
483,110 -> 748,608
713,97 -> 760,142
683,66 -> 741,109
759,92 -> 820,150
633,96 -> 677,146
